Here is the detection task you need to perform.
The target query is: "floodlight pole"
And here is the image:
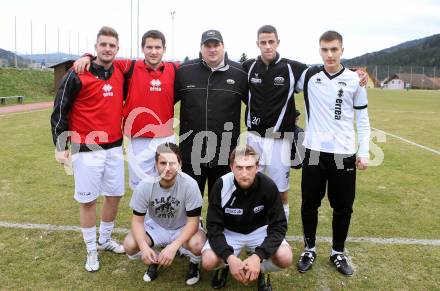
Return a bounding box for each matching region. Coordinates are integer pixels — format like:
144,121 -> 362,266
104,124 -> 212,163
14,16 -> 17,68
44,24 -> 47,67
57,28 -> 60,57
171,11 -> 176,60
30,20 -> 33,65
130,0 -> 133,58
136,0 -> 140,58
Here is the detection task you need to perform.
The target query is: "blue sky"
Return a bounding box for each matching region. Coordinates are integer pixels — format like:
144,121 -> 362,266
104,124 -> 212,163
1,0 -> 439,63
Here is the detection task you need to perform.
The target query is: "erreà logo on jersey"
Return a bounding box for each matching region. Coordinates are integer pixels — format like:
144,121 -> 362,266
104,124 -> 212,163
150,79 -> 162,92
251,73 -> 262,84
226,79 -> 235,85
102,84 -> 113,97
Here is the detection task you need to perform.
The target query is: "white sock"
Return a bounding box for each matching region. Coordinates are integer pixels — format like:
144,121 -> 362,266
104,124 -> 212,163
305,246 -> 316,253
283,203 -> 290,221
98,220 -> 114,245
127,251 -> 142,260
81,226 -> 97,253
185,249 -> 201,264
331,249 -> 344,256
260,259 -> 282,273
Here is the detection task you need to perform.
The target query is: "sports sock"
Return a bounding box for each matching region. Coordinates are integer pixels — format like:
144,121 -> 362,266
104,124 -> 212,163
81,226 -> 97,253
305,246 -> 316,252
185,249 -> 201,264
283,203 -> 290,221
260,258 -> 282,273
98,220 -> 114,245
127,251 -> 142,260
331,249 -> 344,256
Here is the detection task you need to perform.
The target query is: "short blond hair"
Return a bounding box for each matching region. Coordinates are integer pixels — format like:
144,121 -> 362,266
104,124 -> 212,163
229,144 -> 260,166
97,26 -> 119,42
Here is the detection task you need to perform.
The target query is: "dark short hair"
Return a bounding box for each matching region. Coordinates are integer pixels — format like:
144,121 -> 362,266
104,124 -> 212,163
141,30 -> 166,48
155,142 -> 181,164
257,25 -> 278,40
97,26 -> 119,42
319,30 -> 343,44
229,144 -> 260,166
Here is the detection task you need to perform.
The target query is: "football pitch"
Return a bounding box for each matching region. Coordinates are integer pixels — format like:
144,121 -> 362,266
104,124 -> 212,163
0,88 -> 439,290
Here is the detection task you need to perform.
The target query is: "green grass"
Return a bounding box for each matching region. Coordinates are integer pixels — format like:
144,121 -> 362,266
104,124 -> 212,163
0,89 -> 440,290
0,67 -> 54,104
2,227 -> 439,290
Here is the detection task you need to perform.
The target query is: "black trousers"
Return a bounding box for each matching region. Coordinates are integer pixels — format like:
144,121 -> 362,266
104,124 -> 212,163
301,149 -> 356,252
182,162 -> 230,198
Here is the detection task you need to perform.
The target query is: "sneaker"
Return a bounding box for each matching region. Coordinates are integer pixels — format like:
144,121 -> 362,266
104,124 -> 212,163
97,239 -> 125,254
329,254 -> 354,276
211,266 -> 229,289
297,251 -> 316,273
85,251 -> 100,272
185,262 -> 200,285
143,264 -> 159,282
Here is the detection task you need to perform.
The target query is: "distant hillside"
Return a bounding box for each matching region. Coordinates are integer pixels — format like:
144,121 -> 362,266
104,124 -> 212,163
345,34 -> 440,67
0,67 -> 53,103
20,53 -> 80,65
0,49 -> 31,67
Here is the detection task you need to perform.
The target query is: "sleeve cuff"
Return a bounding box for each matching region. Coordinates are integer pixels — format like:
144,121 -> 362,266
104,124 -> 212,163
132,210 -> 146,216
82,53 -> 95,60
186,207 -> 202,217
254,248 -> 267,261
354,104 -> 368,110
221,249 -> 234,264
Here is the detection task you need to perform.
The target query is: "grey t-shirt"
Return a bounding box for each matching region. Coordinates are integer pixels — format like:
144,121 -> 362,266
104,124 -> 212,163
130,171 -> 202,230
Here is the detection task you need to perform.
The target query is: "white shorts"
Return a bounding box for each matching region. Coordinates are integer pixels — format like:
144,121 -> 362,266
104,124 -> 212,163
247,132 -> 291,192
202,225 -> 288,256
144,218 -> 203,248
72,146 -> 125,203
126,135 -> 176,190
144,218 -> 184,247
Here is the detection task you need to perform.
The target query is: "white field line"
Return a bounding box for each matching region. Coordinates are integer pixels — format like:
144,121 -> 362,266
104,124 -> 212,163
373,127 -> 440,155
373,110 -> 437,114
1,221 -> 439,246
0,108 -> 51,117
285,235 -> 440,246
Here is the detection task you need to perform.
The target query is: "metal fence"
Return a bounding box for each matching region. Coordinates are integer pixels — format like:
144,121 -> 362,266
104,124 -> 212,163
368,65 -> 439,81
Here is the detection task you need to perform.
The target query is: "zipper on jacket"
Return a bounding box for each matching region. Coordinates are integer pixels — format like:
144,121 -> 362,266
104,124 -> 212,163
206,70 -> 215,165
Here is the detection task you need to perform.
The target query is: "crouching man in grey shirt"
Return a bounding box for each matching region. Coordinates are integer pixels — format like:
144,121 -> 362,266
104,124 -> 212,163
123,142 -> 206,286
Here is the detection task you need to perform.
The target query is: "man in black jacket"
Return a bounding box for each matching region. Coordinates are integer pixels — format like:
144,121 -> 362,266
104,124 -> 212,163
201,145 -> 292,290
174,30 -> 248,197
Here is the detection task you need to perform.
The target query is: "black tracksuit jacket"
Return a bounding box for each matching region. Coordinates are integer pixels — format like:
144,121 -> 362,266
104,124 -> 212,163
206,172 -> 287,262
174,54 -> 248,165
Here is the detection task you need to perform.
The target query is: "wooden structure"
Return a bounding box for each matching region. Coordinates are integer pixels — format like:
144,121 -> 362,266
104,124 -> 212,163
49,60 -> 74,90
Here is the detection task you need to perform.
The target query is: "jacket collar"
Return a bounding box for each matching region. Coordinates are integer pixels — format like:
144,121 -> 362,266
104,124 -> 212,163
257,52 -> 282,66
90,61 -> 114,80
199,52 -> 230,71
